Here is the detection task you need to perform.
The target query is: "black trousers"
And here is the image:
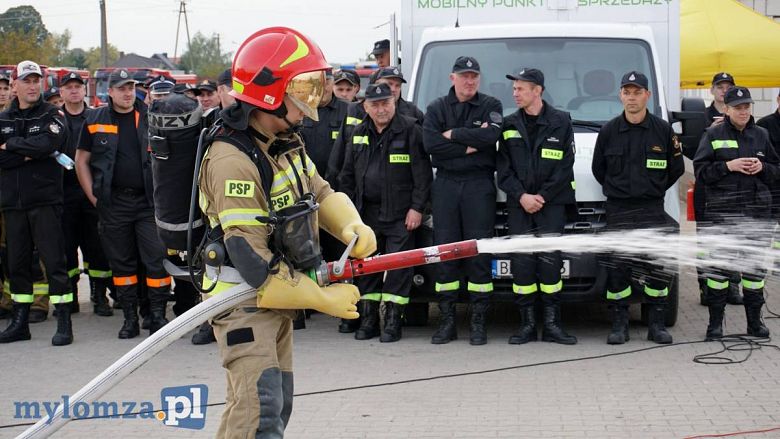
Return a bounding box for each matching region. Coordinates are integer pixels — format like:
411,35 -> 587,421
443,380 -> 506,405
431,174 -> 496,302
601,201 -> 675,303
62,192 -> 111,289
355,204 -> 414,305
97,191 -> 169,304
4,205 -> 71,304
507,204 -> 566,307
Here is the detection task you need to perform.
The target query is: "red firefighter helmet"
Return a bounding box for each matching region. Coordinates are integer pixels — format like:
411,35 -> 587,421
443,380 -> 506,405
229,27 -> 329,121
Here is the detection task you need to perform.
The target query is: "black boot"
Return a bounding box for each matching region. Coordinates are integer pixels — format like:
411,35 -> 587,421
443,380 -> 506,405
70,277 -> 81,314
646,300 -> 673,344
380,302 -> 403,343
338,318 -> 360,333
508,306 -> 536,344
109,285 -> 121,309
148,292 -> 169,335
607,303 -> 630,345
743,289 -> 770,337
118,302 -> 140,339
469,301 -> 488,346
354,300 -> 380,340
726,278 -> 743,305
541,299 -> 577,345
705,286 -> 727,340
0,304 -> 31,343
191,321 -> 216,345
52,303 -> 73,346
431,299 -> 457,344
28,306 -> 48,323
93,280 -> 113,317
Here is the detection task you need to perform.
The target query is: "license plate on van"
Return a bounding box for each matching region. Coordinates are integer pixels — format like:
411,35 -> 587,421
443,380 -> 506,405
491,259 -> 570,279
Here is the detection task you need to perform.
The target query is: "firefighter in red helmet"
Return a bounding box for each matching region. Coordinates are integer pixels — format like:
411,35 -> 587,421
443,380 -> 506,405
198,27 -> 376,438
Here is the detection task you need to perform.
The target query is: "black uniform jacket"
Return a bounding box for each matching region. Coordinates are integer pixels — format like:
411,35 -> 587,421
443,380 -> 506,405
694,116 -> 779,222
592,111 -> 684,205
422,87 -> 502,178
0,97 -> 67,210
339,113 -> 432,222
497,102 -> 575,206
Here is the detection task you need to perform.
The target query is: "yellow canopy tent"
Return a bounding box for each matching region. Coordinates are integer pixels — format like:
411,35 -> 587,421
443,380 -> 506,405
681,0 -> 780,88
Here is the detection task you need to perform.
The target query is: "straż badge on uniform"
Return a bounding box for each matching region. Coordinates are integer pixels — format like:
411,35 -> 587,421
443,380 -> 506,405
49,123 -> 60,134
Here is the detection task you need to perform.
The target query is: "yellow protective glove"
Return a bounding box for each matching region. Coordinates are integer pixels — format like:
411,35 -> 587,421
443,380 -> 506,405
257,265 -> 360,319
318,192 -> 377,258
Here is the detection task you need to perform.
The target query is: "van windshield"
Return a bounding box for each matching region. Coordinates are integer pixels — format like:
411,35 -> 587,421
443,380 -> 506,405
412,38 -> 659,123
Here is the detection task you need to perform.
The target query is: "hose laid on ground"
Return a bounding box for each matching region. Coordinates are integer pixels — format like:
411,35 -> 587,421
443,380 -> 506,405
16,283 -> 256,439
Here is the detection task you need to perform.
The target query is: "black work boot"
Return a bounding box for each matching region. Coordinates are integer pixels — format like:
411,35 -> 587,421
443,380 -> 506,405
191,321 -> 216,345
338,318 -> 360,333
743,289 -> 770,337
28,306 -> 48,323
508,305 -> 536,344
70,277 -> 81,314
431,299 -> 457,344
118,301 -> 140,339
52,303 -> 73,346
646,300 -> 673,344
148,292 -> 170,335
541,298 -> 577,345
469,301 -> 489,346
0,303 -> 31,343
380,302 -> 403,343
92,280 -> 113,317
109,285 -> 121,309
354,300 -> 380,340
705,287 -> 727,340
726,278 -> 743,305
607,303 -> 630,345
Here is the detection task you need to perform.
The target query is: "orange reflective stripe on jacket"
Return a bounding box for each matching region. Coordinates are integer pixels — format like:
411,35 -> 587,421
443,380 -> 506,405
87,124 -> 118,134
146,276 -> 172,288
113,275 -> 138,286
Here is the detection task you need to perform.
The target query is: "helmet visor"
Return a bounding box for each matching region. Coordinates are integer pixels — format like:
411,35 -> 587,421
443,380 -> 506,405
285,70 -> 324,121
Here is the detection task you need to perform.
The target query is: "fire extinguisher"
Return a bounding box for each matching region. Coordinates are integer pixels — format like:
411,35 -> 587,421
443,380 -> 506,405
687,184 -> 696,222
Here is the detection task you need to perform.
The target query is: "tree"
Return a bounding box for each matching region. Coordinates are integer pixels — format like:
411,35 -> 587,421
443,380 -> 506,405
47,30 -> 72,66
0,5 -> 49,45
0,5 -> 52,64
178,32 -> 231,79
84,44 -> 120,72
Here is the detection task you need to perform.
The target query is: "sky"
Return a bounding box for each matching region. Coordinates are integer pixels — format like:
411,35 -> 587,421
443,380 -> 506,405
0,0 -> 403,66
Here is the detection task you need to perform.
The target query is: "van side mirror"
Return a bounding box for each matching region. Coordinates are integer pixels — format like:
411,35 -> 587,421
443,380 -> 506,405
670,98 -> 706,160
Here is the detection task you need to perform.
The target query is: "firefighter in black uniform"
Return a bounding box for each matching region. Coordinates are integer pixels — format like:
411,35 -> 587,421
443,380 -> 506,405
340,83 -> 432,342
592,71 -> 684,345
75,68 -> 171,339
497,68 -> 577,345
333,69 -> 360,103
423,56 -> 502,346
757,90 -> 780,152
60,71 -> 114,317
693,72 -> 743,306
706,72 -> 735,127
0,61 -> 73,345
328,67 -> 423,191
694,86 -> 779,340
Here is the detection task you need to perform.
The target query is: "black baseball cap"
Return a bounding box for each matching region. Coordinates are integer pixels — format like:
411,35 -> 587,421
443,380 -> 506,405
43,87 -> 60,101
109,68 -> 136,88
724,86 -> 754,106
197,79 -> 217,92
334,69 -> 360,86
506,68 -> 545,89
149,75 -> 175,95
620,71 -> 649,90
217,69 -> 232,87
712,72 -> 735,86
371,39 -> 390,56
452,56 -> 480,74
60,71 -> 85,86
364,83 -> 393,102
0,73 -> 10,84
371,66 -> 406,84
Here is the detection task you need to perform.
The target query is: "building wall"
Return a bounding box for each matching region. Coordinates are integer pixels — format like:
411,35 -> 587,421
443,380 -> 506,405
682,1 -> 779,117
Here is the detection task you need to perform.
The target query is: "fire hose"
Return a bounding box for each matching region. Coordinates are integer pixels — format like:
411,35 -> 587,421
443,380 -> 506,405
17,239 -> 478,439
